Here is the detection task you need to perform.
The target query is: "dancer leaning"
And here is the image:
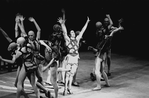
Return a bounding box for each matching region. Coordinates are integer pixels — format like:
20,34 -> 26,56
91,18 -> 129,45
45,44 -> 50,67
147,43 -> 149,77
0,37 -> 40,98
0,14 -> 27,86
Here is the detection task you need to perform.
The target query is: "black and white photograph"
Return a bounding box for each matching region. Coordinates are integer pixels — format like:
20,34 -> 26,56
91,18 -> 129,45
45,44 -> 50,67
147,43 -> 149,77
0,0 -> 149,98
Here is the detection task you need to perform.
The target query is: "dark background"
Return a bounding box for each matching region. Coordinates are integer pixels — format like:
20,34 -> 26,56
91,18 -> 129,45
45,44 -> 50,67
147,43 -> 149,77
0,0 -> 148,59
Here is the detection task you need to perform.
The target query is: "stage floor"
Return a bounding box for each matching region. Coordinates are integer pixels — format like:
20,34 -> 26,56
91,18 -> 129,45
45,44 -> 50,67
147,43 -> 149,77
0,52 -> 149,98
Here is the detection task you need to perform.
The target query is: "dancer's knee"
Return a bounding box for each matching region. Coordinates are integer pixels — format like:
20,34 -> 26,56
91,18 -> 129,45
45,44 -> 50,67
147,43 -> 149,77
17,83 -> 23,92
71,65 -> 77,73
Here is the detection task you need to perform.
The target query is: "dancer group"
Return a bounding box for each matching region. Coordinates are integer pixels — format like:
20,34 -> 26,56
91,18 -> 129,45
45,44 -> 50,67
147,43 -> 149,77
0,9 -> 123,98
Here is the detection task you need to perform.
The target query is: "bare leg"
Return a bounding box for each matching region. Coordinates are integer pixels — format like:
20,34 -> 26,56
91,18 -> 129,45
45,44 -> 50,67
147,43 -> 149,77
68,64 -> 78,93
15,66 -> 20,87
61,57 -> 67,83
102,59 -> 110,87
15,66 -> 25,88
63,64 -> 71,96
36,81 -> 51,98
35,66 -> 50,93
50,65 -> 58,98
72,66 -> 79,86
92,57 -> 102,91
36,63 -> 52,98
46,69 -> 52,85
57,61 -> 64,83
72,70 -> 77,83
63,64 -> 77,95
16,65 -> 29,98
68,75 -> 73,94
107,49 -> 111,76
36,65 -> 44,88
28,71 -> 40,98
63,72 -> 69,95
37,64 -> 43,83
57,69 -> 61,83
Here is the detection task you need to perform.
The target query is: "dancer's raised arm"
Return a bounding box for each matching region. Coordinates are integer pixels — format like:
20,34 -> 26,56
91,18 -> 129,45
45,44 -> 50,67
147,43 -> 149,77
29,17 -> 41,40
0,27 -> 13,43
106,14 -> 113,29
19,15 -> 27,37
39,40 -> 52,52
15,14 -> 27,38
109,26 -> 124,37
15,15 -> 20,38
76,16 -> 90,41
58,17 -> 70,42
0,50 -> 21,64
62,8 -> 65,21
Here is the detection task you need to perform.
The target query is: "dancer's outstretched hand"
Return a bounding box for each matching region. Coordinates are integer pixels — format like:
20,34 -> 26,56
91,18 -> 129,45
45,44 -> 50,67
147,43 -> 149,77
61,8 -> 65,14
119,26 -> 124,30
15,16 -> 20,23
20,15 -> 25,21
29,17 -> 35,22
106,14 -> 110,17
57,17 -> 65,24
87,16 -> 90,22
105,35 -> 109,39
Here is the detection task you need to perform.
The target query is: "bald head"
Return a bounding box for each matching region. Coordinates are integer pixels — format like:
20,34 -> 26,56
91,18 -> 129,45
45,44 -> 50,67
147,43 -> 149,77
104,18 -> 110,26
28,30 -> 35,36
28,30 -> 35,41
17,37 -> 26,47
96,21 -> 102,28
8,42 -> 18,51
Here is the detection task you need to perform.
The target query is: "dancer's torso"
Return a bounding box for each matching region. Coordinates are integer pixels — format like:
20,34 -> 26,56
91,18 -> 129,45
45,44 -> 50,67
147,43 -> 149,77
29,40 -> 41,64
20,43 -> 37,71
67,38 -> 79,57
